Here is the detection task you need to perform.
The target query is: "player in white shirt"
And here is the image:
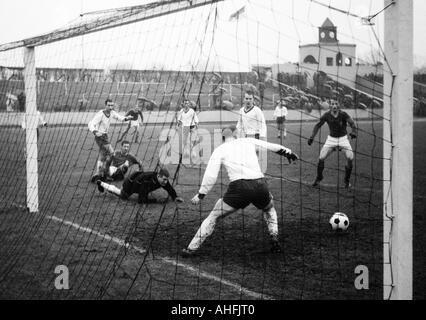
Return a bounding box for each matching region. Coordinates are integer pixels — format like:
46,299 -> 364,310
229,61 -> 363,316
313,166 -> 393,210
273,99 -> 288,139
88,98 -> 132,182
236,90 -> 267,139
176,99 -> 199,159
181,125 -> 298,257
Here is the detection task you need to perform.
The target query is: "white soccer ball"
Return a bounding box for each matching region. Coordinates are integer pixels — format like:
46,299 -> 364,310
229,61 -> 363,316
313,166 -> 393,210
329,212 -> 350,231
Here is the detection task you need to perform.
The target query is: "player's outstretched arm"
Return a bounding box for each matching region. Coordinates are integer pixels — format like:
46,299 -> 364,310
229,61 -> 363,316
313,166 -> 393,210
193,149 -> 222,203
245,138 -> 298,163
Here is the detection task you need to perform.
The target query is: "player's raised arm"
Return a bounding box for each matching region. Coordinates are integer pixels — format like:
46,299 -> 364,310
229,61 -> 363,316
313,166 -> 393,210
308,116 -> 326,145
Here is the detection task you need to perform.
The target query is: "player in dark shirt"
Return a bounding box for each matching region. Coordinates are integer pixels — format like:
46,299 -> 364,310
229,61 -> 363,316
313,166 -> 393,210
96,168 -> 184,204
307,100 -> 357,188
105,140 -> 143,181
117,103 -> 144,143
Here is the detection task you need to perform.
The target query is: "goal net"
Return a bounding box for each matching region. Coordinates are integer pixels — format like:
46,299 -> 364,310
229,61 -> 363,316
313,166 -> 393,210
0,0 -> 410,300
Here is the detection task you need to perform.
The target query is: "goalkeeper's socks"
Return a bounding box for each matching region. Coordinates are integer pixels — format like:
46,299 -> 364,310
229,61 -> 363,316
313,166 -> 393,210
317,160 -> 325,181
100,182 -> 121,196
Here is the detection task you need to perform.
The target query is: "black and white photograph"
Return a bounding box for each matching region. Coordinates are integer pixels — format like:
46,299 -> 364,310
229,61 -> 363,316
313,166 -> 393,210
0,0 -> 425,308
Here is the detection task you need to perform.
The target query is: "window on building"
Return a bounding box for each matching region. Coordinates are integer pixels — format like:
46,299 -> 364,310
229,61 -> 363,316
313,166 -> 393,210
336,52 -> 343,66
326,57 -> 333,66
303,55 -> 319,64
345,57 -> 352,66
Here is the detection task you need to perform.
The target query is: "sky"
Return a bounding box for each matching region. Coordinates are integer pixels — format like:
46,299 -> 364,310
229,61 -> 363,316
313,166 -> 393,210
0,0 -> 425,71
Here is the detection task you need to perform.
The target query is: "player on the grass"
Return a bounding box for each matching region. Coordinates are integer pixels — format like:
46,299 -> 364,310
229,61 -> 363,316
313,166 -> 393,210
96,168 -> 184,204
274,99 -> 288,139
117,97 -> 148,143
307,99 -> 357,189
88,98 -> 132,182
236,89 -> 267,139
105,140 -> 143,181
177,98 -> 199,159
181,125 -> 298,257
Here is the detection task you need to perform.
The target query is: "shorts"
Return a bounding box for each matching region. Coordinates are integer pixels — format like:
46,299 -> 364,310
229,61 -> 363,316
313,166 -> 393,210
109,165 -> 128,180
223,178 -> 272,210
130,120 -> 140,128
323,135 -> 352,152
120,178 -> 134,199
95,134 -> 112,156
276,117 -> 285,124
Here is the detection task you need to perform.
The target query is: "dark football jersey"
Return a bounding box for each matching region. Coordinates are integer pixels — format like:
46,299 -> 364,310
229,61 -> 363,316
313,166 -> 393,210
111,151 -> 139,167
125,109 -> 143,122
124,171 -> 177,203
319,111 -> 350,138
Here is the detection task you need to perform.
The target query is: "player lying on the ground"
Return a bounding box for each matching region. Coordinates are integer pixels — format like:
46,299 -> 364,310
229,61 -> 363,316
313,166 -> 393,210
105,140 -> 143,181
307,99 -> 357,189
88,98 -> 132,183
181,125 -> 298,257
96,168 -> 184,204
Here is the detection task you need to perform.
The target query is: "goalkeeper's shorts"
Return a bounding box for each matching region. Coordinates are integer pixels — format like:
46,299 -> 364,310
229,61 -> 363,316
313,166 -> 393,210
323,135 -> 352,152
223,178 -> 272,210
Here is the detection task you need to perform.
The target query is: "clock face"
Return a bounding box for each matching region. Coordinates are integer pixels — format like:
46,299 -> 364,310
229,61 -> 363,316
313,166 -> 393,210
320,32 -> 325,38
329,31 -> 335,38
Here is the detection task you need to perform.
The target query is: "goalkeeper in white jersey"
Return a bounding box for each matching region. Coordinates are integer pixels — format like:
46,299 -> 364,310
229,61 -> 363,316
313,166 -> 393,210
182,125 -> 298,257
88,98 -> 132,182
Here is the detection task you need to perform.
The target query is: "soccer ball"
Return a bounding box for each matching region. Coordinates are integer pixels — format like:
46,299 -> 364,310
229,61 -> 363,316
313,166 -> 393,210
329,212 -> 350,231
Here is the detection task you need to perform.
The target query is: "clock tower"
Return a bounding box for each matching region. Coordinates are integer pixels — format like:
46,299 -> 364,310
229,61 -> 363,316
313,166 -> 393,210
318,18 -> 338,43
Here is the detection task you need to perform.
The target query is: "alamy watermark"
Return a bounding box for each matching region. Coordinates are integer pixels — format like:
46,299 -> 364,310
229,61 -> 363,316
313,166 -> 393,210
54,265 -> 69,290
158,128 -> 268,171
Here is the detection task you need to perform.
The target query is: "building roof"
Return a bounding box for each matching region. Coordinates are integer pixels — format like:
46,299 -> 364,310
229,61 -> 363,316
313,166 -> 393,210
299,43 -> 356,48
321,18 -> 335,28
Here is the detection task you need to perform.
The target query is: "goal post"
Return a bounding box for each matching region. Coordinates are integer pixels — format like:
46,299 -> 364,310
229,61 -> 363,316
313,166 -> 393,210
23,46 -> 39,213
383,0 -> 413,300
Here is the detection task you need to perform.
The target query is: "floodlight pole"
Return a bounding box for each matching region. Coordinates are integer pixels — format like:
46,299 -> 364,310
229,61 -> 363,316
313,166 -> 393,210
23,46 -> 39,213
383,0 -> 413,300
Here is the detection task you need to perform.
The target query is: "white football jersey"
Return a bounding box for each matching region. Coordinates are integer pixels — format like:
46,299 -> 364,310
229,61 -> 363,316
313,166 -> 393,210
273,106 -> 288,118
236,106 -> 267,137
88,110 -> 125,134
198,138 -> 291,195
177,108 -> 199,127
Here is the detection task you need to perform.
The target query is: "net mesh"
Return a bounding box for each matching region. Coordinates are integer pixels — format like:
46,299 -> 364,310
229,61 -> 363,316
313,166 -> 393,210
0,0 -> 392,299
